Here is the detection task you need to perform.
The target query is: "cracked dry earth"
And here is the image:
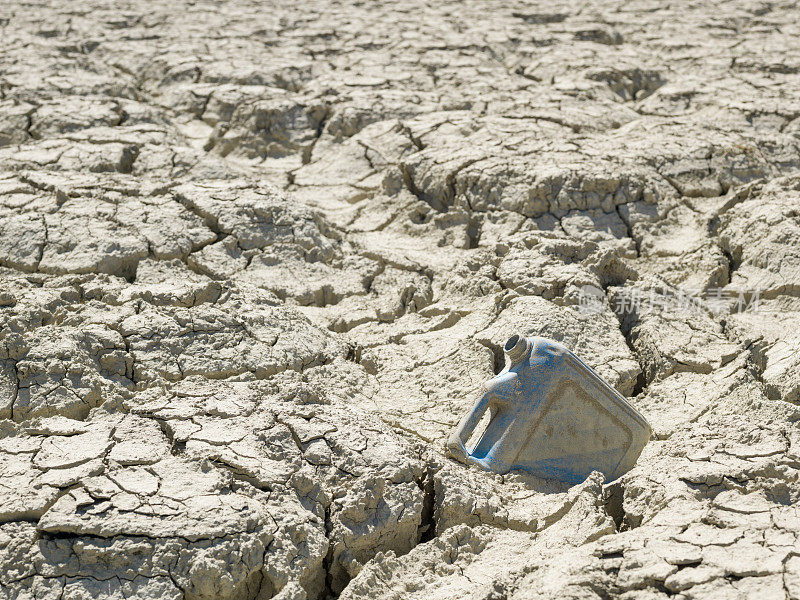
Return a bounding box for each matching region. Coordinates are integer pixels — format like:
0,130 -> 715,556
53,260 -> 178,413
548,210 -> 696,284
2,1 -> 800,599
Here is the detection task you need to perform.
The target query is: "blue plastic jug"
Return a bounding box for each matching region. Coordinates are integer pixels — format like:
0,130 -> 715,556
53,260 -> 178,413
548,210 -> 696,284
447,335 -> 651,484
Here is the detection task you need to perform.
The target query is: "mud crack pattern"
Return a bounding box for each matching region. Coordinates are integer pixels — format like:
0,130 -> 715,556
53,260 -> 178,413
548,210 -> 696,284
2,1 -> 800,599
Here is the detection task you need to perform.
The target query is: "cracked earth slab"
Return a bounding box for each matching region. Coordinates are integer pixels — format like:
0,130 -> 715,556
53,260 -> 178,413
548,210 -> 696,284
2,1 -> 800,599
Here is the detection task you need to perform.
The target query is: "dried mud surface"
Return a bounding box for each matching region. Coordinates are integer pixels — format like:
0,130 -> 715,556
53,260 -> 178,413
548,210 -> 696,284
2,1 -> 800,599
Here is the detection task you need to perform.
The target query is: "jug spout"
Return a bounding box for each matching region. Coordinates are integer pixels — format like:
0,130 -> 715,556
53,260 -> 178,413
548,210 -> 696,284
504,334 -> 530,366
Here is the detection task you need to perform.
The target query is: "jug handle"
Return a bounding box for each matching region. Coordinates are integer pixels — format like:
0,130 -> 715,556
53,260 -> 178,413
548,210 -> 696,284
447,390 -> 492,463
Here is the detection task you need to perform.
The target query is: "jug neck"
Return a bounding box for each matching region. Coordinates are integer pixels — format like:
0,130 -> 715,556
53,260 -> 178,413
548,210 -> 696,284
504,334 -> 531,367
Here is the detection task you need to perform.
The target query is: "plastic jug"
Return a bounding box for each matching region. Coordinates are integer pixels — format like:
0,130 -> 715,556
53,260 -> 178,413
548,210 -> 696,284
447,335 -> 651,484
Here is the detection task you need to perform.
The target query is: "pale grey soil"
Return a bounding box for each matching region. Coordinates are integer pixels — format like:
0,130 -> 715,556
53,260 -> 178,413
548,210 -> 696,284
1,1 -> 800,599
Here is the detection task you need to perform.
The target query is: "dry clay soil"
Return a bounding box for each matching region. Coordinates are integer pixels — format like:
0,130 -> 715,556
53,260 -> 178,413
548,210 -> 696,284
2,1 -> 800,599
